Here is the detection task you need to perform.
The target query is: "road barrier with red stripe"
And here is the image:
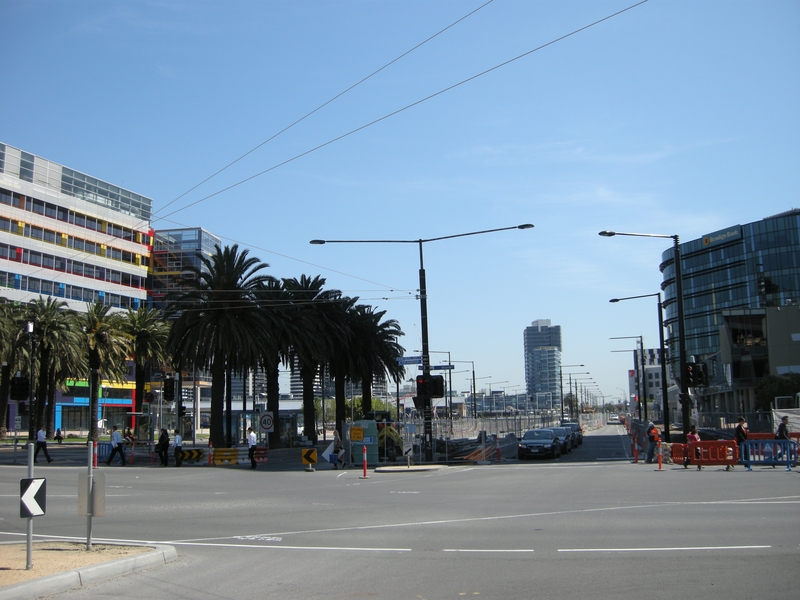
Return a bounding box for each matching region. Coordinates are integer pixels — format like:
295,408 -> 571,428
672,440 -> 738,470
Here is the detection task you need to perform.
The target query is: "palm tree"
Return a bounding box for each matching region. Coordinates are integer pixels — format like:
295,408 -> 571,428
79,300 -> 132,442
26,297 -> 81,435
167,244 -> 274,448
122,307 -> 170,415
254,277 -> 296,449
282,275 -> 348,445
328,296 -> 360,437
0,300 -> 27,439
351,305 -> 405,416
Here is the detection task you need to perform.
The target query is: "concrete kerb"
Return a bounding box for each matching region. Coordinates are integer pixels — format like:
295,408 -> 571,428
0,544 -> 177,600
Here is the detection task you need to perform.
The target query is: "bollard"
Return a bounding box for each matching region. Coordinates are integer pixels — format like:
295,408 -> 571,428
360,444 -> 369,479
657,441 -> 663,471
496,446 -> 502,462
208,442 -> 213,467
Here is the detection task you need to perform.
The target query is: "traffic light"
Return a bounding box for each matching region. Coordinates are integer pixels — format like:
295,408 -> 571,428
430,375 -> 445,398
416,374 -> 431,397
163,377 -> 175,402
177,402 -> 185,420
686,363 -> 696,386
697,363 -> 708,386
10,376 -> 30,401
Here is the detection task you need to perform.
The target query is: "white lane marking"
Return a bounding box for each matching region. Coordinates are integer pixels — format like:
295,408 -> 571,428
444,549 -> 534,553
559,545 -> 771,553
168,495 -> 800,543
153,541 -> 412,552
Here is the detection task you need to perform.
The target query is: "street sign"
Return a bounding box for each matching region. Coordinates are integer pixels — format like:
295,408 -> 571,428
301,448 -> 317,465
14,416 -> 21,432
20,478 -> 46,518
397,356 -> 423,365
350,426 -> 364,442
431,364 -> 454,370
259,412 -> 274,433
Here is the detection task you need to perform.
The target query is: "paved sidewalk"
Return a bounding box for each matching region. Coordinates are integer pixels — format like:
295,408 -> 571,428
0,544 -> 177,600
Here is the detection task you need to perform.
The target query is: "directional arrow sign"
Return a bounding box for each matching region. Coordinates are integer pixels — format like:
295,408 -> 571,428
301,448 -> 317,465
20,478 -> 46,518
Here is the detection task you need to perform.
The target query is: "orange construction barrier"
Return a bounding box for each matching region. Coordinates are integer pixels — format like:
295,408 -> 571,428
671,443 -> 686,465
688,440 -> 738,471
253,447 -> 268,463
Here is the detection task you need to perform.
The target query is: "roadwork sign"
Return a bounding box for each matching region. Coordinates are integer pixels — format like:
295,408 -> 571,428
350,426 -> 364,442
20,478 -> 46,518
302,449 -> 317,465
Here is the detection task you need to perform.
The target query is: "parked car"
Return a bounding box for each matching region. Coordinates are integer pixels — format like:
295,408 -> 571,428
518,429 -> 561,460
562,422 -> 583,445
550,427 -> 571,453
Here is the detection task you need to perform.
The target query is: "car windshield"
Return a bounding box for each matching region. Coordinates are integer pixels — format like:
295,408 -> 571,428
551,427 -> 566,436
523,430 -> 551,440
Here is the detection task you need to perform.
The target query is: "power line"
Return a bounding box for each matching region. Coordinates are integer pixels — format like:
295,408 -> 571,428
156,0 -> 650,223
151,0 -> 496,222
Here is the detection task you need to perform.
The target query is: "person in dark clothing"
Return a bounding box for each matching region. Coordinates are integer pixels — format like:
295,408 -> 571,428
34,425 -> 53,463
157,429 -> 170,466
776,415 -> 790,440
776,415 -> 790,460
734,417 -> 749,469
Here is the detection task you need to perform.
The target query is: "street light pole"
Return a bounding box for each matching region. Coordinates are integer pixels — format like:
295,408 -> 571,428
610,293 -> 672,442
559,364 -> 584,421
450,360 -> 477,418
611,336 -> 646,421
600,230 -> 689,434
312,223 -> 533,461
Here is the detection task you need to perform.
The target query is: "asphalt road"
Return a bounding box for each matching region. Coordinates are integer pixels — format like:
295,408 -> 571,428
1,424 -> 797,600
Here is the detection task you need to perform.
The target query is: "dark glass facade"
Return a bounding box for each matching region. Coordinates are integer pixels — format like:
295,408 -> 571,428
660,210 -> 800,386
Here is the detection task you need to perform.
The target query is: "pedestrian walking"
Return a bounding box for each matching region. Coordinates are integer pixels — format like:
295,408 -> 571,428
734,416 -> 749,469
247,427 -> 258,469
55,428 -> 63,444
105,425 -> 126,466
34,425 -> 53,463
776,415 -> 790,459
157,428 -> 170,466
685,424 -> 701,467
173,429 -> 183,467
329,430 -> 343,469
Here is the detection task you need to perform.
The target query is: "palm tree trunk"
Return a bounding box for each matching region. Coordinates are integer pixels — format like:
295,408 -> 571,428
134,363 -> 146,414
265,359 -> 281,449
361,371 -> 373,418
334,373 -> 346,438
46,365 -> 56,437
35,346 -> 50,431
301,362 -> 318,444
226,364 -> 233,447
88,348 -> 101,443
0,363 -> 11,440
209,356 -> 225,449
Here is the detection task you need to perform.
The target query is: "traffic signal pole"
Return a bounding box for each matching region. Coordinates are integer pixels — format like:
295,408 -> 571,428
418,240 -> 434,463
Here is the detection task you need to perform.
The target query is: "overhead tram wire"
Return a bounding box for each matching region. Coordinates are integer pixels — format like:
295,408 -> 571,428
155,0 -> 650,224
149,0 -> 497,223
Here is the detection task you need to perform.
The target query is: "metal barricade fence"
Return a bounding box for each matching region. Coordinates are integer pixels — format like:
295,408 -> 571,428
740,440 -> 797,471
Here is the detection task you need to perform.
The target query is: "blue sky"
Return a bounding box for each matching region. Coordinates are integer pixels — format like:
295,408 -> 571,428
3,0 -> 799,404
